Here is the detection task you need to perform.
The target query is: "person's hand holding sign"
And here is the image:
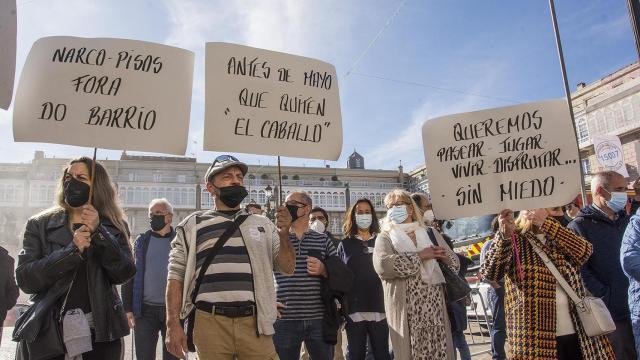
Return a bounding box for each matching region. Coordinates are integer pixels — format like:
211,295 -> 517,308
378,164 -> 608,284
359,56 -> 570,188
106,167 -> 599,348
81,204 -> 100,232
497,209 -> 515,240
276,205 -> 292,236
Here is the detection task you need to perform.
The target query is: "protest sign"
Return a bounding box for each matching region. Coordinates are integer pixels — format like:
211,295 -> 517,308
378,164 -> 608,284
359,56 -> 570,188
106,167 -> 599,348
422,98 -> 581,219
592,134 -> 629,178
13,36 -> 194,155
204,42 -> 342,160
0,0 -> 16,110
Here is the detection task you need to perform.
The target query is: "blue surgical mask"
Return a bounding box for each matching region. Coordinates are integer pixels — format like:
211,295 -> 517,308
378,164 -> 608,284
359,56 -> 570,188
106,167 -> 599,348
387,205 -> 409,224
355,214 -> 372,229
605,190 -> 628,213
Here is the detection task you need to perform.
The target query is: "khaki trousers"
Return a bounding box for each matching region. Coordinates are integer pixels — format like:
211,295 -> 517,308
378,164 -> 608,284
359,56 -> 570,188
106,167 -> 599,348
193,309 -> 278,360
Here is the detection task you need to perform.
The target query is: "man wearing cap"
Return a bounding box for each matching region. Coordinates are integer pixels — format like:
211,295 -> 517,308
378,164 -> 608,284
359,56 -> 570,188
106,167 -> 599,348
165,155 -> 295,359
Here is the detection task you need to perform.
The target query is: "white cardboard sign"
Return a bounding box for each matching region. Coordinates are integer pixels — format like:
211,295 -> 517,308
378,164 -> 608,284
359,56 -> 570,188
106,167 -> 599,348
422,98 -> 581,219
593,134 -> 629,178
204,42 -> 343,160
0,0 -> 17,110
13,36 -> 194,155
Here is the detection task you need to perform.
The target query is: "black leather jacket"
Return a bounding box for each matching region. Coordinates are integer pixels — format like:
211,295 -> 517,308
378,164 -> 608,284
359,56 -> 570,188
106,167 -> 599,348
13,209 -> 135,348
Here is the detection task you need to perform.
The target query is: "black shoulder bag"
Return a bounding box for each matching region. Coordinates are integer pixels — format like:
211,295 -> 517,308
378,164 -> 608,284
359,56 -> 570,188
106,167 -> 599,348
184,214 -> 248,352
426,227 -> 471,303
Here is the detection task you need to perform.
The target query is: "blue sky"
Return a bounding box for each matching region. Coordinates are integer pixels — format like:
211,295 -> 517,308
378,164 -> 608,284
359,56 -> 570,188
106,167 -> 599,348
0,0 -> 636,171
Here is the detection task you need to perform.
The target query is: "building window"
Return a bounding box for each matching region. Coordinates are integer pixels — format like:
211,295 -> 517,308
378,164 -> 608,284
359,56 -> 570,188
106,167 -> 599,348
178,175 -> 186,183
582,159 -> 591,175
154,173 -> 162,182
282,175 -> 288,180
577,118 -> 589,143
128,173 -> 135,181
292,175 -> 300,180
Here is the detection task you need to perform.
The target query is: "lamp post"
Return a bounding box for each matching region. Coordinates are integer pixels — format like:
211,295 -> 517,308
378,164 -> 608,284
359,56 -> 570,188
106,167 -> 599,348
264,184 -> 275,221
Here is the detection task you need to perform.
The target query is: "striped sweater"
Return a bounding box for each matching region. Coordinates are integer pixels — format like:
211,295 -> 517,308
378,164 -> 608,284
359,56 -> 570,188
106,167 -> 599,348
168,209 -> 287,335
193,213 -> 255,306
274,229 -> 336,320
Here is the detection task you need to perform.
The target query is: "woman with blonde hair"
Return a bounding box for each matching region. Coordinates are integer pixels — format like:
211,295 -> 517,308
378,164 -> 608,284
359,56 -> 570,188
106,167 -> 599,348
14,157 -> 135,360
481,208 -> 614,360
373,189 -> 459,359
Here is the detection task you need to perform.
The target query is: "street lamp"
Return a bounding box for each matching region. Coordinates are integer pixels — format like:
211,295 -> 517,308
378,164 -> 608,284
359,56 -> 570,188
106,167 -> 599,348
264,185 -> 275,221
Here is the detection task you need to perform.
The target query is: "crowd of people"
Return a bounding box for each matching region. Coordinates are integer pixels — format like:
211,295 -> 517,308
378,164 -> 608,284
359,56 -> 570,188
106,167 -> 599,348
6,154 -> 640,359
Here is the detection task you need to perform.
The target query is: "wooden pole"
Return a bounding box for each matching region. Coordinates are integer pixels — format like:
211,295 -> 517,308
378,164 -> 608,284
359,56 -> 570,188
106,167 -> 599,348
277,156 -> 283,206
88,147 -> 97,204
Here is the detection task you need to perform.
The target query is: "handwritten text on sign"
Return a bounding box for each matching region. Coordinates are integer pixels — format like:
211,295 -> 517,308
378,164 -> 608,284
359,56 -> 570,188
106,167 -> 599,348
204,42 -> 343,160
422,99 -> 581,218
13,36 -> 194,155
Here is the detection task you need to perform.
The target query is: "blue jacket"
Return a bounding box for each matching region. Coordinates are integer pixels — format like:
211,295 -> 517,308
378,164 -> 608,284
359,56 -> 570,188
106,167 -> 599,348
621,209 -> 640,320
567,205 -> 631,321
122,228 -> 175,318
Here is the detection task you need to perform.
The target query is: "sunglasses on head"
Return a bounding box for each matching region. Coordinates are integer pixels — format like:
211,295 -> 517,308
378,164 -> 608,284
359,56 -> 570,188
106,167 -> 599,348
213,154 -> 239,166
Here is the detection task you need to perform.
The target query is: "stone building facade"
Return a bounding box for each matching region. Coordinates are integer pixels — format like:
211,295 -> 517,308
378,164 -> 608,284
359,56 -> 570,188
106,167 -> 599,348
0,150 -> 405,248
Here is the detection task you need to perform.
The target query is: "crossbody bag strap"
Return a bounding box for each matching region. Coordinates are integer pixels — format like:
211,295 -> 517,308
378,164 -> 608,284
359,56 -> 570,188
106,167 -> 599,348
190,214 -> 249,305
59,268 -> 79,319
526,237 -> 583,305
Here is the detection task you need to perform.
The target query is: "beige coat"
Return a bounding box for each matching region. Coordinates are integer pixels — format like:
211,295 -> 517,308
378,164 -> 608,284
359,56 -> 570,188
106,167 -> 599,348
373,226 -> 458,360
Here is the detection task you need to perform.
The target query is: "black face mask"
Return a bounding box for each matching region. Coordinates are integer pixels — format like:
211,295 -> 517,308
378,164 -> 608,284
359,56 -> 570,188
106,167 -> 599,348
64,177 -> 90,208
150,215 -> 166,232
287,204 -> 301,222
217,185 -> 248,208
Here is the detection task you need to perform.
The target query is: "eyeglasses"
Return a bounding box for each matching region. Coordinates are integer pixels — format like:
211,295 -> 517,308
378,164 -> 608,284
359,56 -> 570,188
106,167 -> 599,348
286,200 -> 309,208
212,154 -> 240,166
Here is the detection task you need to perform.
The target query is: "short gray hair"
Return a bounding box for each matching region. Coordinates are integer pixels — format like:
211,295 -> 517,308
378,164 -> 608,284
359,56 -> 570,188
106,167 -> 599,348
286,190 -> 313,207
148,198 -> 174,214
591,171 -> 624,193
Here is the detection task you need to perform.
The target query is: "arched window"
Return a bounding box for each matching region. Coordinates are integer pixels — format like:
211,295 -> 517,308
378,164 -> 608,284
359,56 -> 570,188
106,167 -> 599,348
258,190 -> 266,204
249,174 -> 256,179
142,187 -> 150,204
134,187 -> 142,204
292,175 -> 300,180
261,174 -> 269,180
189,188 -> 195,207
333,192 -> 339,207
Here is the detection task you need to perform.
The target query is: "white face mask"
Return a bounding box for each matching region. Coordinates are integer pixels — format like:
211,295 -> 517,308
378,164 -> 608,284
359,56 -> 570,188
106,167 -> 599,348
355,214 -> 373,229
310,219 -> 326,233
423,210 -> 435,224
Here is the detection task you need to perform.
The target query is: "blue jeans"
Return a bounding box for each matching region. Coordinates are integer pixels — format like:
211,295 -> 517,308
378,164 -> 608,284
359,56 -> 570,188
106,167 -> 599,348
273,319 -> 333,360
632,317 -> 640,358
452,330 -> 471,360
488,287 -> 507,360
134,304 -> 178,360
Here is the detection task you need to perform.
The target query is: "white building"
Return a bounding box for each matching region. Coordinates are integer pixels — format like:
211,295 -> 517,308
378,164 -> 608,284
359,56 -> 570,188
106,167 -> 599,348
0,150 -> 406,248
